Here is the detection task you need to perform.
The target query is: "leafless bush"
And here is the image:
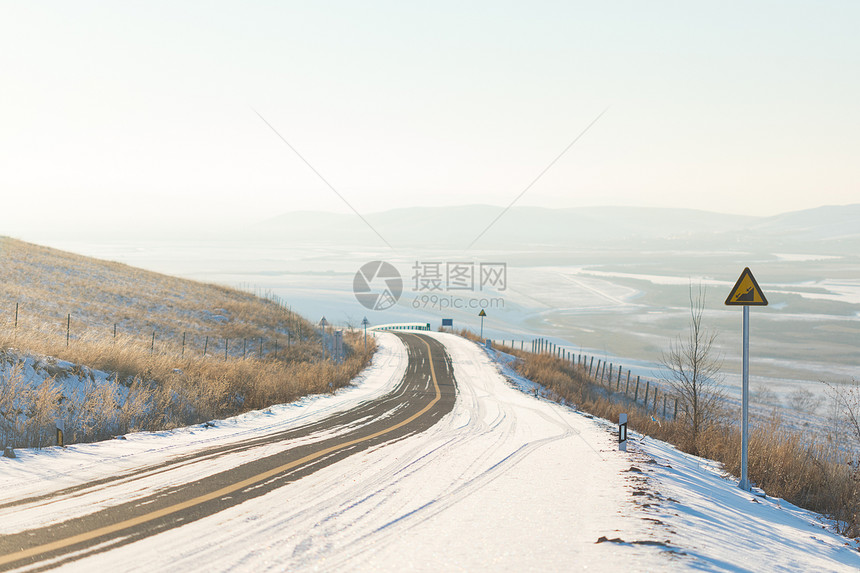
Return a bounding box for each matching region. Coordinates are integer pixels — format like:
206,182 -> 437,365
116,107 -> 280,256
660,283 -> 725,453
789,388 -> 819,414
753,385 -> 780,408
822,379 -> 860,461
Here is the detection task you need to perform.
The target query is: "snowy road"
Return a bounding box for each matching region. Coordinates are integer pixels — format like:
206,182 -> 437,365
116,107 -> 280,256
4,331 -> 858,571
0,332 -> 656,571
0,333 -> 455,570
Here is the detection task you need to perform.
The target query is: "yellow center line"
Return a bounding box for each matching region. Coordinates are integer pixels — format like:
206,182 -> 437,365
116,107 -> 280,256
1,334 -> 442,568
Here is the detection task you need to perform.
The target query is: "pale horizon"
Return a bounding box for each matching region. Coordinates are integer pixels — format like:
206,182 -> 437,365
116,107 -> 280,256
2,2 -> 858,239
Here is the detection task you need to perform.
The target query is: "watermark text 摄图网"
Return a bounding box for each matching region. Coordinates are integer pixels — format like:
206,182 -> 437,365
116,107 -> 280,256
412,261 -> 507,292
354,260 -> 508,312
411,294 -> 505,311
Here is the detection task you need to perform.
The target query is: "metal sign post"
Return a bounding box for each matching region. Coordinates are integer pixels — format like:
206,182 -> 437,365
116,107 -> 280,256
478,309 -> 486,338
361,317 -> 370,351
725,267 -> 768,492
740,305 -> 750,490
319,317 -> 328,360
334,330 -> 343,363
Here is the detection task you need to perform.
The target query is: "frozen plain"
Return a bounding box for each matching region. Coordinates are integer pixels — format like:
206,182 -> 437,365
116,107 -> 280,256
3,332 -> 860,572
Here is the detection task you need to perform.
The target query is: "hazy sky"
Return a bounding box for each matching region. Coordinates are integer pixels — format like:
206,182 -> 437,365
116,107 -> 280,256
2,2 -> 858,236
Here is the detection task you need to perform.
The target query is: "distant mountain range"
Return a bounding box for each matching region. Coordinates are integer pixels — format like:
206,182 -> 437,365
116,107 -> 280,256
245,204 -> 860,253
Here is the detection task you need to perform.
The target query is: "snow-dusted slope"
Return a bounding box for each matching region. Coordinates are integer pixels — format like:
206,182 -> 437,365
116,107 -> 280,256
3,332 -> 860,572
490,342 -> 860,572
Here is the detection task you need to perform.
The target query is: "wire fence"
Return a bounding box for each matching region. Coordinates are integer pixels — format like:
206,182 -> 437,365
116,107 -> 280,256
491,337 -> 679,421
3,301 -> 313,362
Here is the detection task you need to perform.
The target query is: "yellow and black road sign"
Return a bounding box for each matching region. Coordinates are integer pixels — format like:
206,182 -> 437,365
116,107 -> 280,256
725,267 -> 768,306
478,309 -> 487,317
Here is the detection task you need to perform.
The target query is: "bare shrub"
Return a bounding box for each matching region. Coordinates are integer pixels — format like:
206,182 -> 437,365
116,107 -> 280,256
789,388 -> 819,414
660,283 -> 725,453
0,363 -> 29,447
822,379 -> 860,461
753,385 -> 780,408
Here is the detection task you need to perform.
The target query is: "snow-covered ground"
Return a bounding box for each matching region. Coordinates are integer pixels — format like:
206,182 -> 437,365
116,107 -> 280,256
3,332 -> 860,572
492,343 -> 860,572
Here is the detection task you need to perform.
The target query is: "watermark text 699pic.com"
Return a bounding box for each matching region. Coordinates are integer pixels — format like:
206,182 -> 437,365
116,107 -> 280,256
412,294 -> 505,311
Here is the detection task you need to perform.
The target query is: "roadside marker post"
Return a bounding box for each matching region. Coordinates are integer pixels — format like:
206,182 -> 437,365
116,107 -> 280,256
725,267 -> 768,492
55,420 -> 64,448
478,309 -> 486,338
334,330 -> 344,363
319,317 -> 328,360
362,317 -> 370,351
618,413 -> 628,452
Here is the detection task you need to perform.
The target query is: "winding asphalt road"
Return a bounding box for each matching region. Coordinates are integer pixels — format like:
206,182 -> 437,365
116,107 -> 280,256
0,332 -> 456,572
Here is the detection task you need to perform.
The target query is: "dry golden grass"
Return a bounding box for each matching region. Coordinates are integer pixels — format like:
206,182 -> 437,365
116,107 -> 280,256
481,333 -> 860,537
0,237 -> 375,449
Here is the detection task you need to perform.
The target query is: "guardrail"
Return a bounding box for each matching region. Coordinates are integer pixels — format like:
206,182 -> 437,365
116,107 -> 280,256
372,323 -> 431,332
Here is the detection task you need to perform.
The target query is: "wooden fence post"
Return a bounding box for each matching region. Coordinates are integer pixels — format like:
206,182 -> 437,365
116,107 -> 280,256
634,376 -> 640,402
625,370 -> 631,394
150,331 -> 155,355
182,332 -> 186,356
204,335 -> 209,357
66,314 -> 70,347
224,338 -> 228,361
644,380 -> 650,409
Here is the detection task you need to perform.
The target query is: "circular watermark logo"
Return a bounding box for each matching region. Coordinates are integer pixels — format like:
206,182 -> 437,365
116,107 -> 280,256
353,261 -> 402,311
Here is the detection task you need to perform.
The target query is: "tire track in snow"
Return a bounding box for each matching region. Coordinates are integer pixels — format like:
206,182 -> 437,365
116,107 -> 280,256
0,333 -> 455,571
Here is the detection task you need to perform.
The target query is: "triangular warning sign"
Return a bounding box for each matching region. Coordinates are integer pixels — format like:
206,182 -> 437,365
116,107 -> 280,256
725,268 -> 768,306
478,309 -> 487,317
